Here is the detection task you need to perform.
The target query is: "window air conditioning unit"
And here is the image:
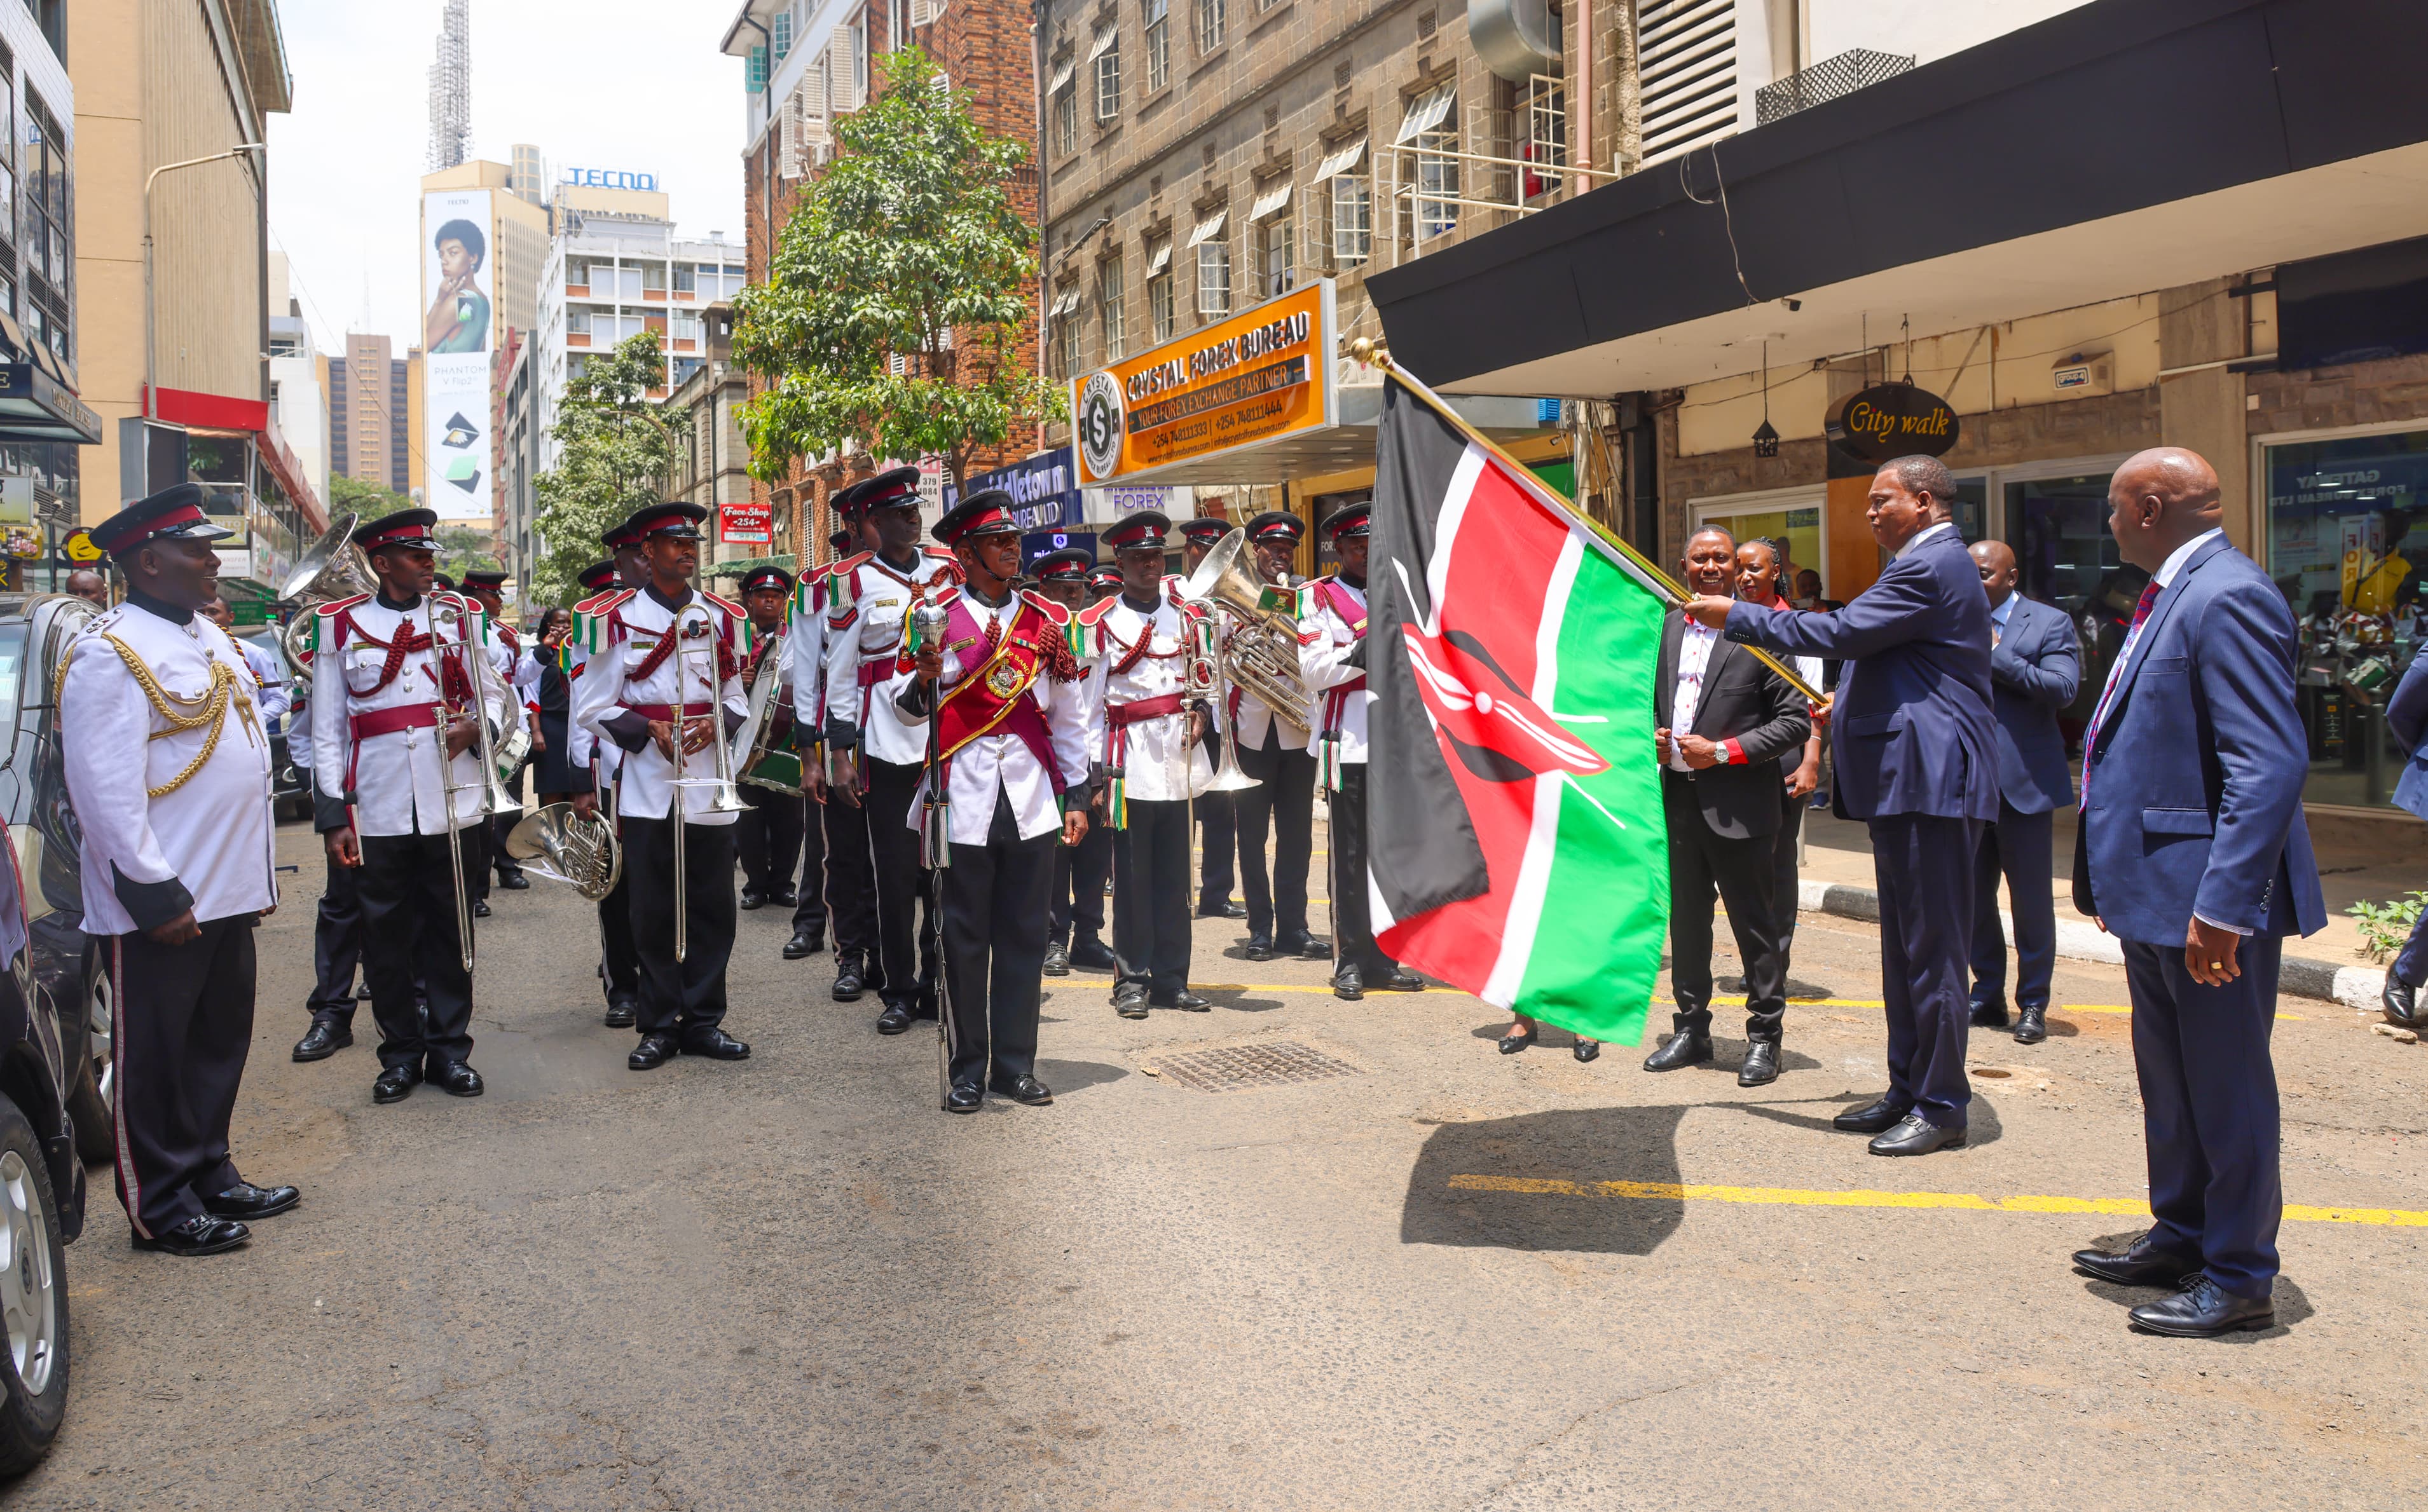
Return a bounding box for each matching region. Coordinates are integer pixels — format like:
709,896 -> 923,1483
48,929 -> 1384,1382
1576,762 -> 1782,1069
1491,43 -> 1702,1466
2050,351 -> 2113,396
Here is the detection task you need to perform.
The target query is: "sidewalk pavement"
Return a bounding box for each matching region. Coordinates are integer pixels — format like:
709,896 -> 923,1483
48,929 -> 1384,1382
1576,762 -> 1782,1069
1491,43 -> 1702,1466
1795,810 -> 2401,1009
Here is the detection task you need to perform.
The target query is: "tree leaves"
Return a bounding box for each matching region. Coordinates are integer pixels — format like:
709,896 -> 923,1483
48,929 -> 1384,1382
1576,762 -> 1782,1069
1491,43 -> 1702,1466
532,332 -> 677,604
732,48 -> 1064,491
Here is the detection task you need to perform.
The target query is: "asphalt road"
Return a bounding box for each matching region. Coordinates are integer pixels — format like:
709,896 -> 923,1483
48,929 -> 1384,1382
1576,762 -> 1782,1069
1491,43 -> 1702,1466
11,818 -> 2425,1509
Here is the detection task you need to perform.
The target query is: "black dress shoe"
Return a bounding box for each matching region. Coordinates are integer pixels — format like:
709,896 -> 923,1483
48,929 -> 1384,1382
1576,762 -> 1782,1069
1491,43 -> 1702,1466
2385,974 -> 2423,1028
1067,937 -> 1119,971
204,1182 -> 300,1220
355,982 -> 374,1000
2013,1004 -> 2049,1044
1832,1095 -> 1912,1134
1573,1039 -> 1601,1063
292,1019 -> 352,1062
1113,990 -> 1150,1021
945,1081 -> 984,1114
832,956 -> 867,999
629,1033 -> 679,1070
1287,933 -> 1331,961
739,889 -> 766,910
498,871 -> 530,890
132,1213 -> 249,1257
1242,936 -> 1275,962
1042,941 -> 1071,977
603,998 -> 638,1030
1868,1112 -> 1965,1155
1150,991 -> 1212,1012
1641,1032 -> 1712,1073
431,1061 -> 485,1097
472,897 -> 492,918
1198,899 -> 1248,919
1369,967 -> 1426,991
372,1065 -> 422,1104
682,1028 -> 751,1060
1332,965 -> 1364,1000
1497,1027 -> 1534,1055
2071,1233 -> 2200,1288
1969,997 -> 2009,1028
1738,1040 -> 1782,1086
771,889 -> 799,909
876,1004 -> 916,1035
2128,1275 -> 2274,1337
992,1074 -> 1053,1105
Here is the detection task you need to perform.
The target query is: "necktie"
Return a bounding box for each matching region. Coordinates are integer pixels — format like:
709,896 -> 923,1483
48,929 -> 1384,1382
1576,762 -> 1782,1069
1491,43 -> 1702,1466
2081,581 -> 2162,805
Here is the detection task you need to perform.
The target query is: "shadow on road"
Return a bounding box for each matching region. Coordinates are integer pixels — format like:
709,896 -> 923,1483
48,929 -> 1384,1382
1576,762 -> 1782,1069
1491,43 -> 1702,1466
1399,1106 -> 1689,1255
1036,1058 -> 1128,1094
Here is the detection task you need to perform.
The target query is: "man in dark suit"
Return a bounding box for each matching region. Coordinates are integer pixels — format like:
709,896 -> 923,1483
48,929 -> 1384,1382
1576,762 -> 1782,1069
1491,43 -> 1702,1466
2382,653 -> 2428,1027
1686,454 -> 1998,1156
1966,540 -> 2081,1045
1644,528 -> 1813,1086
2067,447 -> 2326,1337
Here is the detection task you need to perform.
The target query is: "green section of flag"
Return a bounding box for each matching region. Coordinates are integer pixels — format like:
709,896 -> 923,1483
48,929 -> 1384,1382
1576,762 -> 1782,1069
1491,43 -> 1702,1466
1511,544 -> 1671,1048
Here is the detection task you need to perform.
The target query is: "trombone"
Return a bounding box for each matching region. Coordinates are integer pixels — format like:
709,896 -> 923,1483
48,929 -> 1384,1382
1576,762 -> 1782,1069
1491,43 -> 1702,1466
666,604 -> 751,962
429,599 -> 518,971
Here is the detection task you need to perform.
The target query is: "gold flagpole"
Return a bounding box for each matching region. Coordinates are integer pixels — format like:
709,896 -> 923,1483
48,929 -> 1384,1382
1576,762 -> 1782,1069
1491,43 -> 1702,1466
1349,339 -> 1828,707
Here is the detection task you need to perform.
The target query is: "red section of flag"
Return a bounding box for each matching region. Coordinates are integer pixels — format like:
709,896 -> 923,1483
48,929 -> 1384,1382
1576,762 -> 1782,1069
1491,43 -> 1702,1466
1375,445 -> 1587,984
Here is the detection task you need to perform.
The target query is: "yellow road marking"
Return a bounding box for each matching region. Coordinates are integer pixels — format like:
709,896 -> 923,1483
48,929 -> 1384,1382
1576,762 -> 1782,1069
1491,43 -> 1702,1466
1055,984 -> 2303,1021
1445,1174 -> 2425,1227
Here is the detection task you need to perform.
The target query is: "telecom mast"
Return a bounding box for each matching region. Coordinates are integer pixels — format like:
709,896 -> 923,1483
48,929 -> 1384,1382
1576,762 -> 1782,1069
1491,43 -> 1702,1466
427,0 -> 471,172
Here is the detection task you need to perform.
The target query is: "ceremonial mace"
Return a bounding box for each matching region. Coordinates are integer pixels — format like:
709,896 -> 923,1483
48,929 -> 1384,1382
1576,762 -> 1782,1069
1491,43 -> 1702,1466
911,596 -> 955,1112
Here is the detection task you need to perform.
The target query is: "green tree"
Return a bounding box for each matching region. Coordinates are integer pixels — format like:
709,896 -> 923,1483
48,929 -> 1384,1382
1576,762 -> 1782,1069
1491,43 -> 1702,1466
328,472 -> 413,523
733,48 -> 1062,490
436,526 -> 502,583
530,330 -> 676,603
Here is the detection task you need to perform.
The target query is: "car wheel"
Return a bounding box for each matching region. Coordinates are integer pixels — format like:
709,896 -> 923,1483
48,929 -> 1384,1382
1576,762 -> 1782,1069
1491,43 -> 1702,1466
65,955 -> 111,1169
0,1096 -> 67,1476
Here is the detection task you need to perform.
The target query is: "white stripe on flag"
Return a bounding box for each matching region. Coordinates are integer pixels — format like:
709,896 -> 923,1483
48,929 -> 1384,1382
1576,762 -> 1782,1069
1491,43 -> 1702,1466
1479,526 -> 1586,1008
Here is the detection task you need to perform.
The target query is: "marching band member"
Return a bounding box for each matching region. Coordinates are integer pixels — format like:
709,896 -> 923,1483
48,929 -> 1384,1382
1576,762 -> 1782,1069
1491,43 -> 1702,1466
1303,505 -> 1424,1000
1176,516 -> 1247,922
1231,512 -> 1322,963
61,484 -> 294,1256
460,569 -> 532,901
572,503 -> 753,1070
795,522 -> 870,972
1031,548 -> 1116,976
734,566 -> 807,913
898,491 -> 1093,1112
820,468 -> 961,1035
312,509 -> 511,1104
1072,512 -> 1214,1016
569,542 -> 644,1028
200,595 -> 291,729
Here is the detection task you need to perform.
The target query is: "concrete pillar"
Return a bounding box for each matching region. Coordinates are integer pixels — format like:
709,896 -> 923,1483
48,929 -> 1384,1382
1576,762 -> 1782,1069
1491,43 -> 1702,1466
2158,278 -> 2254,552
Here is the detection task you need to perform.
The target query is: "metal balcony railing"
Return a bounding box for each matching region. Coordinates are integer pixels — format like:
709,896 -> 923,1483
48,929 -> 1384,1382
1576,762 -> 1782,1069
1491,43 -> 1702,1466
1755,48 -> 1915,125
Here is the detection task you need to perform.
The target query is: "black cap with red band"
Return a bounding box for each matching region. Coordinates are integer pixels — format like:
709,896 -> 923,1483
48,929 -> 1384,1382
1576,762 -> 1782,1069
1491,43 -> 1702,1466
1031,547 -> 1094,581
461,569 -> 508,591
91,482 -> 235,557
1177,516 -> 1232,543
1102,510 -> 1170,553
740,565 -> 795,596
1244,510 -> 1304,545
1322,504 -> 1371,541
621,501 -> 708,541
833,466 -> 924,521
353,508 -> 442,554
828,527 -> 855,554
577,559 -> 619,592
933,488 -> 1020,547
1087,564 -> 1122,592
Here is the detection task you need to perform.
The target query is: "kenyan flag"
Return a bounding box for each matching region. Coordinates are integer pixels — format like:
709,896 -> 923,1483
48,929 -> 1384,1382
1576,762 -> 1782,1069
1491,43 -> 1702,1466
1368,373 -> 1671,1047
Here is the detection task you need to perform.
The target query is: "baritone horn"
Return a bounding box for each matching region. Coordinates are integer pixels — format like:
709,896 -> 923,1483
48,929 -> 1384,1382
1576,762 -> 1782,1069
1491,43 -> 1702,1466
275,512 -> 376,678
504,803 -> 622,900
730,644 -> 805,796
1181,528 -> 1312,739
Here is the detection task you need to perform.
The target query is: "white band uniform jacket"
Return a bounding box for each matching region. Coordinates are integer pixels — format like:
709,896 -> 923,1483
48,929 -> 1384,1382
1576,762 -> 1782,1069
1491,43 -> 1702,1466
1301,576 -> 1371,763
571,585 -> 751,824
899,587 -> 1094,846
821,548 -> 959,766
62,599 -> 277,936
785,574 -> 826,731
312,592 -> 515,838
1078,587 -> 1212,803
1227,576 -> 1313,754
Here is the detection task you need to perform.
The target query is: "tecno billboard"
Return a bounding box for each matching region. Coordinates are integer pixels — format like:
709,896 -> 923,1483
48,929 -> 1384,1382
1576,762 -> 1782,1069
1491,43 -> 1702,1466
422,188 -> 495,521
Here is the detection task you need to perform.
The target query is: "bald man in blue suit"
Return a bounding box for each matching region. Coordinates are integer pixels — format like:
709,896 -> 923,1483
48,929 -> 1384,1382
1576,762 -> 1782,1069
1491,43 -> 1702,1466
1686,454 -> 1999,1157
2066,447 -> 2326,1338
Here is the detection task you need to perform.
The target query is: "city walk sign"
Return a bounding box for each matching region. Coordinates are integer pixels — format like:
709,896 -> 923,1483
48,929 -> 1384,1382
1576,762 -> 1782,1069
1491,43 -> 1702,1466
1072,278 -> 1338,486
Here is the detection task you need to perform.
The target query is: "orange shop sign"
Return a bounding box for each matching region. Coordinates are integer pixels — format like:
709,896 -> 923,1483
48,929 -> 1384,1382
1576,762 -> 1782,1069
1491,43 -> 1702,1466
1071,278 -> 1338,486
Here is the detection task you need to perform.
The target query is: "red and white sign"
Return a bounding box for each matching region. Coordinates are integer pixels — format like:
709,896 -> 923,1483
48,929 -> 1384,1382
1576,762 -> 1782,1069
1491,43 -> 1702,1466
719,501 -> 773,546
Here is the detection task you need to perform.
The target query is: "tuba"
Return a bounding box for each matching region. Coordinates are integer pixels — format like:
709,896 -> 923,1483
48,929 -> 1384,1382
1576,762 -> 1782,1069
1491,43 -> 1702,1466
1182,529 -> 1313,739
275,512 -> 377,677
504,802 -> 622,900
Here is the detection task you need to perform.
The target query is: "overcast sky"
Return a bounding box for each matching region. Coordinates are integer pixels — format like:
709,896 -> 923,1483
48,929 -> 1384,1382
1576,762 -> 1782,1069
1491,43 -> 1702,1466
266,1 -> 749,353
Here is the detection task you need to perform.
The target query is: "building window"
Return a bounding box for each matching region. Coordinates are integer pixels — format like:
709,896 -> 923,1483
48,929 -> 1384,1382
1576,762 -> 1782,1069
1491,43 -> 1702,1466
1414,121 -> 1459,240
672,311 -> 704,343
673,262 -> 697,294
1144,0 -> 1169,92
1331,174 -> 1371,266
1101,251 -> 1126,361
1092,29 -> 1121,123
1195,237 -> 1229,318
1260,214 -> 1293,298
0,85 -> 15,236
1194,0 -> 1225,55
1052,60 -> 1078,157
852,16 -> 870,104
1146,240 -> 1174,343
24,95 -> 67,295
1058,308 -> 1080,377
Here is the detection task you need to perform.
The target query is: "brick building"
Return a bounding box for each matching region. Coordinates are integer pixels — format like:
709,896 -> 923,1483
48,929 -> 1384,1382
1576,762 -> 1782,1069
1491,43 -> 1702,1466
720,0 -> 1043,567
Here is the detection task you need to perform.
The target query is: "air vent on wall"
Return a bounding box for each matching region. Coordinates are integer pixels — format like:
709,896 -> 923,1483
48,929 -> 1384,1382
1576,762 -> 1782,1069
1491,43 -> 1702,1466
1638,0 -> 1739,165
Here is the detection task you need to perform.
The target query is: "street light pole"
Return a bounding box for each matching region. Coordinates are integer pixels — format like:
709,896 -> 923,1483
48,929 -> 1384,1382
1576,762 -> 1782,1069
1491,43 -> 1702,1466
142,144 -> 265,420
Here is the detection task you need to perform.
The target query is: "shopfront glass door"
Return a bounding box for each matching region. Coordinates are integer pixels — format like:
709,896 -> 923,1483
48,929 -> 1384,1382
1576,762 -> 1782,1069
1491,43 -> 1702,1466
2006,471 -> 2133,751
2263,430 -> 2428,809
1692,499 -> 1825,593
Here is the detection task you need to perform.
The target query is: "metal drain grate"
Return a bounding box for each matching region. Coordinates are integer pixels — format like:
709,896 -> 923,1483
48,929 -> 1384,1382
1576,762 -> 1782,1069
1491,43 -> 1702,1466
1149,1041 -> 1362,1093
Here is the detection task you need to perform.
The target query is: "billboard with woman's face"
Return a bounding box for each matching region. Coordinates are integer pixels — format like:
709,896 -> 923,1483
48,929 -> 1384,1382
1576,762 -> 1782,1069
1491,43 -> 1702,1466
422,189 -> 495,520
